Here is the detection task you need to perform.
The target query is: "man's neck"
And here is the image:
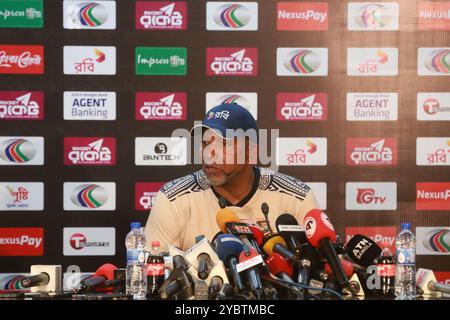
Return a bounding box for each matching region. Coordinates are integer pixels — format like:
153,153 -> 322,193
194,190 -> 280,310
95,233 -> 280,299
212,166 -> 256,206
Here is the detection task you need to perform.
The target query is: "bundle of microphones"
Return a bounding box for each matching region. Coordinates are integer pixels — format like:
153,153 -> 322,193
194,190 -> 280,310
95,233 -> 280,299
153,200 -> 389,300
14,201 -> 450,300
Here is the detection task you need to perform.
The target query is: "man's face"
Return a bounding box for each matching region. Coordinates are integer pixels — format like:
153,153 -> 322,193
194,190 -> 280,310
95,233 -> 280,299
201,129 -> 247,186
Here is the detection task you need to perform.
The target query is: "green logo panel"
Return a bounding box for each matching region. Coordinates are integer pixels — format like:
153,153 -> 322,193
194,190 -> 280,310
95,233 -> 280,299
0,0 -> 43,28
135,47 -> 187,75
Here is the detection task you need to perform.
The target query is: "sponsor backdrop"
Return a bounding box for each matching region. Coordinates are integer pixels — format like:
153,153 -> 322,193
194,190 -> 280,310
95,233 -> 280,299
0,0 -> 449,280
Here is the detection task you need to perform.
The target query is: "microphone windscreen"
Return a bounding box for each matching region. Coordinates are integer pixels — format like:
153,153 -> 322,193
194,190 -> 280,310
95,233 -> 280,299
216,208 -> 240,233
345,234 -> 382,267
248,226 -> 264,246
262,235 -> 288,257
238,246 -> 260,263
266,253 -> 294,278
303,209 -> 336,247
276,213 -> 299,230
325,259 -> 354,278
276,213 -> 308,243
95,263 -> 117,280
214,234 -> 244,262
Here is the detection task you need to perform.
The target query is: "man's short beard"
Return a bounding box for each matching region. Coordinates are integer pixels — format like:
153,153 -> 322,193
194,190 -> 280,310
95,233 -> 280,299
206,170 -> 238,186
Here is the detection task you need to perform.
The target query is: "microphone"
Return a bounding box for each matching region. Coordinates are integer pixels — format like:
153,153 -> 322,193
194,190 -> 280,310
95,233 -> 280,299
185,236 -> 216,280
345,234 -> 382,268
20,265 -> 62,293
219,196 -> 227,209
325,258 -> 354,279
266,253 -> 294,280
214,234 -> 246,292
158,246 -> 195,300
78,263 -> 117,293
275,213 -> 322,286
21,273 -> 50,288
262,235 -> 296,262
261,202 -> 274,235
275,213 -> 305,256
265,253 -> 303,297
216,208 -> 259,250
416,268 -> 450,296
303,209 -> 349,290
238,244 -> 264,299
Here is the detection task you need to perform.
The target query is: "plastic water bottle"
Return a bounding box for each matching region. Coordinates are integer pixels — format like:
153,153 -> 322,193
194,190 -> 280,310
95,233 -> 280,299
125,222 -> 147,300
395,223 -> 417,300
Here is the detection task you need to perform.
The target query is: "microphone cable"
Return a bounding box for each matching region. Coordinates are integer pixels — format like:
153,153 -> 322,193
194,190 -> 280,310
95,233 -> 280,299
264,273 -> 345,300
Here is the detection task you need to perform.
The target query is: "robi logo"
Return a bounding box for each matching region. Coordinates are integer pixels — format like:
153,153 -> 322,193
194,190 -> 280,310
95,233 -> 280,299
356,189 -> 386,204
70,233 -> 86,250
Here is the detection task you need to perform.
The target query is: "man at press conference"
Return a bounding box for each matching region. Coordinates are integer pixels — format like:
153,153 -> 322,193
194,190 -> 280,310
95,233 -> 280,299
144,103 -> 319,252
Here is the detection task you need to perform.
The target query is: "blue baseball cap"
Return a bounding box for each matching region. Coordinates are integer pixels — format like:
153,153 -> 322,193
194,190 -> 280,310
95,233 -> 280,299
190,103 -> 259,144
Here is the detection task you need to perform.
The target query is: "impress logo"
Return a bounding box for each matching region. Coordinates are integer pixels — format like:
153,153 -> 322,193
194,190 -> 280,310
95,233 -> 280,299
206,48 -> 257,76
0,136 -> 44,166
135,47 -> 187,75
277,93 -> 327,121
419,2 -> 450,30
135,182 -> 165,211
64,91 -> 116,121
206,92 -> 257,120
346,138 -> 397,166
63,46 -> 116,75
64,137 -> 116,166
276,137 -> 327,166
63,1 -> 116,29
277,48 -> 328,76
136,1 -> 187,30
0,228 -> 44,256
0,91 -> 44,120
206,2 -> 258,31
347,48 -> 398,76
0,0 -> 43,28
417,92 -> 450,120
0,182 -> 44,211
136,92 -> 186,120
418,48 -> 450,76
346,92 -> 398,121
347,2 -> 399,31
416,183 -> 450,210
0,45 -> 44,74
416,227 -> 450,255
416,137 -> 450,166
277,2 -> 328,31
63,182 -> 116,211
346,182 -> 397,210
63,228 -> 115,256
135,137 -> 187,166
345,226 -> 397,252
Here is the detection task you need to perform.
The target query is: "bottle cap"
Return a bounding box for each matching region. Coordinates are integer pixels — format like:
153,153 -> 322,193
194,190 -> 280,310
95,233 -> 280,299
152,241 -> 160,247
131,222 -> 141,230
401,223 -> 411,230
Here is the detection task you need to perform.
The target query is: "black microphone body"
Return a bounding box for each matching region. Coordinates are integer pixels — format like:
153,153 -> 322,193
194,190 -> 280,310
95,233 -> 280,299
320,238 -> 349,290
20,272 -> 50,288
197,253 -> 213,280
